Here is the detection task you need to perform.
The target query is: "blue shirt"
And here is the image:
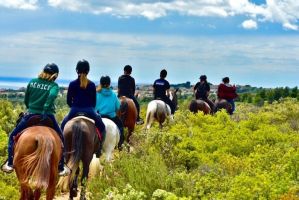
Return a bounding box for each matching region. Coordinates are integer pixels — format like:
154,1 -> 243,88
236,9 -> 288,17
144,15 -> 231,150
67,78 -> 96,108
95,88 -> 120,118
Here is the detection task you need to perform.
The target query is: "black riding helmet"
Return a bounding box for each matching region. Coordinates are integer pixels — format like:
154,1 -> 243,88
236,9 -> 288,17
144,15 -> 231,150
43,63 -> 59,74
76,59 -> 90,74
100,76 -> 111,86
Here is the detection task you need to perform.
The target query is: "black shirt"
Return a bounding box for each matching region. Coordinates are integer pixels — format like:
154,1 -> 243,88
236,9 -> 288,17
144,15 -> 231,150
194,81 -> 210,99
153,78 -> 170,99
118,74 -> 135,97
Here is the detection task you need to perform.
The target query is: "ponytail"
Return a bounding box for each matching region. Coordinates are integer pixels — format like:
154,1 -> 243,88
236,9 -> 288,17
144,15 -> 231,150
79,74 -> 89,89
38,72 -> 58,81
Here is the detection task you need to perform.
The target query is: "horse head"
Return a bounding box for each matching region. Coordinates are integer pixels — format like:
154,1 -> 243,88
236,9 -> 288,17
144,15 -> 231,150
170,88 -> 179,111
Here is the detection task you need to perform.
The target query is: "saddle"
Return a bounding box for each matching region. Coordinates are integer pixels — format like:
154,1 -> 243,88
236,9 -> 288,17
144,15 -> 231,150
72,115 -> 103,142
14,114 -> 55,144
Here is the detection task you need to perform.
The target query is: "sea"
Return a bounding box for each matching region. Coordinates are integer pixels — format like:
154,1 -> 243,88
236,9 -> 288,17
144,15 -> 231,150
0,76 -> 119,90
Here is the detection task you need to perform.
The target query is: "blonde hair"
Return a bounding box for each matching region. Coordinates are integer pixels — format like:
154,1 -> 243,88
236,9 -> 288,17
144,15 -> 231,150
79,73 -> 89,89
38,72 -> 58,81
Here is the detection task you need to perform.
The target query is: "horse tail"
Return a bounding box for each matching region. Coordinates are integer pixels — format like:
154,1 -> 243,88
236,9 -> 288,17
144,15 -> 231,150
22,134 -> 54,189
68,120 -> 84,170
145,101 -> 156,129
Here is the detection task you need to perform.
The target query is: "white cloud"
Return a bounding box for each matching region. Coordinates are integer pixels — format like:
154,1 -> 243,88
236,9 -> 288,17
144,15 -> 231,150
0,0 -> 38,10
0,30 -> 298,87
242,19 -> 258,29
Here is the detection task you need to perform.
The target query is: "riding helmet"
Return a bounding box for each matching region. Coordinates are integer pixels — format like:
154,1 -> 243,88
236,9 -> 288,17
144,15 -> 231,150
43,63 -> 59,74
100,76 -> 111,86
76,59 -> 90,74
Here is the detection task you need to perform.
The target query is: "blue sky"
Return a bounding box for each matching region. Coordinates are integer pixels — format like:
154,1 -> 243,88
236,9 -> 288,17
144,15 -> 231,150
0,0 -> 298,88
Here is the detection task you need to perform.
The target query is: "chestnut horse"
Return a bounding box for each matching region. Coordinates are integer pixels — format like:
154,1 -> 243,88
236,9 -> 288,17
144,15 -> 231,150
13,126 -> 62,200
145,89 -> 178,129
189,99 -> 211,115
60,117 -> 119,200
118,96 -> 137,143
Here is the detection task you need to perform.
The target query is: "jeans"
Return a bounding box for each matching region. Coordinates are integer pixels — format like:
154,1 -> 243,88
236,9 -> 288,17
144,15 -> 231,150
227,99 -> 235,113
61,107 -> 106,139
7,113 -> 65,171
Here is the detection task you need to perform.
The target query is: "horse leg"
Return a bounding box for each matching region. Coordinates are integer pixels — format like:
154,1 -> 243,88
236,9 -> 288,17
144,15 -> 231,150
33,189 -> 41,200
126,129 -> 133,144
20,184 -> 33,200
45,166 -> 57,200
70,168 -> 80,199
80,155 -> 93,200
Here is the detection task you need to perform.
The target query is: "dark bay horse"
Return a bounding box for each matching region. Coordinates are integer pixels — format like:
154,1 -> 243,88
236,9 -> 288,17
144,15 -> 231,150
145,89 -> 178,129
189,99 -> 211,115
14,126 -> 61,200
214,99 -> 233,115
60,117 -> 119,200
118,96 -> 137,143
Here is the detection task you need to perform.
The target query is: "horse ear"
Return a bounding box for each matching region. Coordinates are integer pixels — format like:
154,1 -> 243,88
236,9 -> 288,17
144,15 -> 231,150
175,88 -> 179,93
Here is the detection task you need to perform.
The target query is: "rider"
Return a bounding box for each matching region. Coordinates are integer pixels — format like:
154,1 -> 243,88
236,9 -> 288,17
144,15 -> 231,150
2,63 -> 70,176
217,77 -> 238,113
95,76 -> 124,149
194,75 -> 215,112
60,60 -> 106,148
117,65 -> 144,125
153,69 -> 176,115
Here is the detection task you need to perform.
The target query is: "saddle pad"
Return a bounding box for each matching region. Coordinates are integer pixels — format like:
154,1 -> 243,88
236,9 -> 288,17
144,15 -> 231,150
73,116 -> 95,124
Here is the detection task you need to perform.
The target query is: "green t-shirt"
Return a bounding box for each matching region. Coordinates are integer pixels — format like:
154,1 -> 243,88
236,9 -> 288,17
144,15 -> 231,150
24,78 -> 59,114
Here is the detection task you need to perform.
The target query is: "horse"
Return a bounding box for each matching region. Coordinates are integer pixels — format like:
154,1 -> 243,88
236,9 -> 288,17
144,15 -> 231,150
189,99 -> 211,115
214,99 -> 233,115
60,117 -> 119,200
117,96 -> 137,144
145,89 -> 178,130
13,126 -> 62,200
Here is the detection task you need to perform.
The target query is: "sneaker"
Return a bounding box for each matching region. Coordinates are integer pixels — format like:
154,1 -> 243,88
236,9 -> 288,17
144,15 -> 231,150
2,161 -> 14,173
136,118 -> 144,125
59,165 -> 71,176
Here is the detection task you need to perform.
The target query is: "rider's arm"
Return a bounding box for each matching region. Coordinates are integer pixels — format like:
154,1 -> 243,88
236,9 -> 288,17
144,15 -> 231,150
90,82 -> 96,108
44,84 -> 59,113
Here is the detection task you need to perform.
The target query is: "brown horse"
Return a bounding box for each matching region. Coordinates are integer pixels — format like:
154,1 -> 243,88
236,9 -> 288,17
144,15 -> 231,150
214,99 -> 233,115
189,99 -> 211,115
62,117 -> 100,200
118,96 -> 137,143
14,126 -> 62,200
60,117 -> 119,200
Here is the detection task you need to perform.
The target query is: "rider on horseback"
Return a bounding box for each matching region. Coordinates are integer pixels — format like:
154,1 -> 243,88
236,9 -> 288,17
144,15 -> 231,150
61,60 -> 106,150
95,76 -> 124,149
2,63 -> 70,176
118,65 -> 144,125
194,75 -> 215,112
153,69 -> 176,115
217,77 -> 238,113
